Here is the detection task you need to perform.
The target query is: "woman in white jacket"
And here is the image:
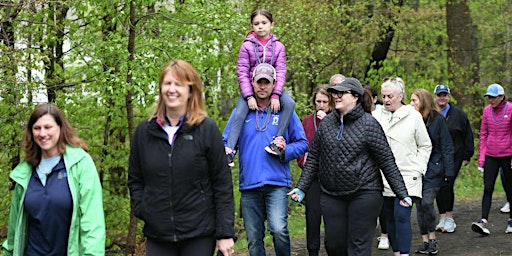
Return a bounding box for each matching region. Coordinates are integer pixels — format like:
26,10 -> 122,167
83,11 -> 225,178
373,77 -> 432,256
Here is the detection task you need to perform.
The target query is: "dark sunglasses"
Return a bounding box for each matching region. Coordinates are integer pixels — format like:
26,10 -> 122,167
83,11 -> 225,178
331,90 -> 352,97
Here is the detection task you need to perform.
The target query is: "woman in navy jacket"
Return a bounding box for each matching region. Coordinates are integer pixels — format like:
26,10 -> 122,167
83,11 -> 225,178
410,88 -> 454,254
128,60 -> 235,256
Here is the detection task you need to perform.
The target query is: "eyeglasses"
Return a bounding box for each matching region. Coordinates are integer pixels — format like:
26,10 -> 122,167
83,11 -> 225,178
487,95 -> 498,99
332,91 -> 352,97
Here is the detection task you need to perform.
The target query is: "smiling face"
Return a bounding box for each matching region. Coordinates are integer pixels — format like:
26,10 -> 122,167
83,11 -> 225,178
251,14 -> 274,39
332,91 -> 357,115
32,114 -> 61,159
160,71 -> 190,116
435,92 -> 450,109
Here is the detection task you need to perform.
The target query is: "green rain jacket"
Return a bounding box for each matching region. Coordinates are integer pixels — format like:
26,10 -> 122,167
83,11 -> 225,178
2,145 -> 105,256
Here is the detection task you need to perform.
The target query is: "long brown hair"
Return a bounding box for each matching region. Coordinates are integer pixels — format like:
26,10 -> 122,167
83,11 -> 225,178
412,88 -> 441,124
153,60 -> 207,126
361,89 -> 374,113
23,104 -> 88,167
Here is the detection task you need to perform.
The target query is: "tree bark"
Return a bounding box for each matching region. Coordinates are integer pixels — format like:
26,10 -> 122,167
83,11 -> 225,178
446,0 -> 482,129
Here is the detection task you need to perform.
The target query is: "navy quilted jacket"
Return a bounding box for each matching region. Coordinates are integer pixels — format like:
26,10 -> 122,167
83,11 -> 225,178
296,104 -> 408,199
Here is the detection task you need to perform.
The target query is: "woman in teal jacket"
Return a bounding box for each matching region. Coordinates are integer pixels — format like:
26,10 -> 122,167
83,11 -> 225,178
2,104 -> 105,256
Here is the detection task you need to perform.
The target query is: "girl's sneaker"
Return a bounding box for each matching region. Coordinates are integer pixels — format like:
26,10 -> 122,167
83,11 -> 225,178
226,153 -> 235,167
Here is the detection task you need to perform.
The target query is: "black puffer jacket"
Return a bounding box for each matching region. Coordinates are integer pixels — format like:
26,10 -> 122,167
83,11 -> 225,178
296,104 -> 408,199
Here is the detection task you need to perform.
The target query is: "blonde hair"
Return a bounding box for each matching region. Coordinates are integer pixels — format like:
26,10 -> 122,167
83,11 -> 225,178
381,77 -> 407,103
153,60 -> 207,126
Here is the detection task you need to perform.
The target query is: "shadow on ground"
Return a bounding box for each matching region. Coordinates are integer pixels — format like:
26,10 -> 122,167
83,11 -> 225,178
253,198 -> 512,256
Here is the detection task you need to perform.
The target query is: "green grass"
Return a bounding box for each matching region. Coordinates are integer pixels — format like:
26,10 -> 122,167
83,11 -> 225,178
232,160 -> 507,253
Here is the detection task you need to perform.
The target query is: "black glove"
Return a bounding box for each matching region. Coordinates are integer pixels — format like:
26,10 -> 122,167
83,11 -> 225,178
444,176 -> 453,184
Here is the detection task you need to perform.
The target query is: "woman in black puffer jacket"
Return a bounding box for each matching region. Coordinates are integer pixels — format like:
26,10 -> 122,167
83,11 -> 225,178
289,78 -> 411,256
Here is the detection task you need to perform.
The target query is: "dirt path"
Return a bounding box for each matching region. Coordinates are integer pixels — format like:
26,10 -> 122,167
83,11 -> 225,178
261,198 -> 512,255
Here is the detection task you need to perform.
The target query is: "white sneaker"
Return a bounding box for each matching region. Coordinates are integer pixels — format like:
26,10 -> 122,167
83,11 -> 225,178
436,217 -> 446,231
377,236 -> 389,250
443,217 -> 457,233
501,202 -> 510,213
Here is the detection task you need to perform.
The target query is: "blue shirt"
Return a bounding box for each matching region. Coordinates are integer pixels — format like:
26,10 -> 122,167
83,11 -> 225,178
24,158 -> 72,256
223,106 -> 308,190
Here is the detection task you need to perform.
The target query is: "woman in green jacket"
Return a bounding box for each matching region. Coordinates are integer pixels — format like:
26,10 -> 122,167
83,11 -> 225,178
2,104 -> 105,256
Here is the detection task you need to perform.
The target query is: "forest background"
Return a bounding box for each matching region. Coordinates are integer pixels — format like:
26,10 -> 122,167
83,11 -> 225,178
0,0 -> 511,254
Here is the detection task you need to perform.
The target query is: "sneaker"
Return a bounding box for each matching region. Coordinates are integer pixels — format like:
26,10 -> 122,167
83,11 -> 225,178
435,218 -> 446,232
443,217 -> 456,233
226,153 -> 235,167
427,239 -> 439,255
414,241 -> 429,254
501,202 -> 510,213
377,236 -> 389,250
471,219 -> 490,236
264,142 -> 283,158
505,220 -> 512,233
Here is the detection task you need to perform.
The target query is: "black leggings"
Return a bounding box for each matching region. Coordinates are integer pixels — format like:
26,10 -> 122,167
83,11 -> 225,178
305,178 -> 322,254
436,158 -> 463,214
481,155 -> 512,220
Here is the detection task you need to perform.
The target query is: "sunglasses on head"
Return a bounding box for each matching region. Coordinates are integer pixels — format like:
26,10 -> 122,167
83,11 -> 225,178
383,77 -> 397,83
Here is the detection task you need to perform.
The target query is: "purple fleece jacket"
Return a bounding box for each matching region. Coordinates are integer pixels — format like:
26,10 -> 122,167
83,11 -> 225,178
236,32 -> 286,98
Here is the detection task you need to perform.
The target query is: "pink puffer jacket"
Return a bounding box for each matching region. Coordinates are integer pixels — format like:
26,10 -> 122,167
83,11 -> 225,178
478,100 -> 512,167
236,32 -> 286,98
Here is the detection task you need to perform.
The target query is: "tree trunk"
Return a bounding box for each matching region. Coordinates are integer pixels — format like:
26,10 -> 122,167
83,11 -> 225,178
364,0 -> 404,79
446,0 -> 482,129
125,1 -> 138,255
44,2 -> 69,103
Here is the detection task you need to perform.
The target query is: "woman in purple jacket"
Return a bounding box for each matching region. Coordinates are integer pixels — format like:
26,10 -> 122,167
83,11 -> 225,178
471,83 -> 512,236
225,9 -> 295,164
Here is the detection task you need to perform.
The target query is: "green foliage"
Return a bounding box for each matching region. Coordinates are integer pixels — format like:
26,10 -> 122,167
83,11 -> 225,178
1,0 -> 512,254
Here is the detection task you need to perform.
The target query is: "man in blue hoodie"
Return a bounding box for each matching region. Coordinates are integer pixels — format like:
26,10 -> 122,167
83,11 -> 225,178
223,63 -> 308,256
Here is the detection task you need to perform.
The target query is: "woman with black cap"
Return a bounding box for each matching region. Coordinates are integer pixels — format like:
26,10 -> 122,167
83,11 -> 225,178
288,78 -> 412,256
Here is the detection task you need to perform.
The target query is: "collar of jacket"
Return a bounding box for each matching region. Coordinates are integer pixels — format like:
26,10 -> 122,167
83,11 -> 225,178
333,103 -> 365,123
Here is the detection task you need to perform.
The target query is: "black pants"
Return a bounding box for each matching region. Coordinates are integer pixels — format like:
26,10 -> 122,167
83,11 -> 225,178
481,155 -> 512,220
436,158 -> 463,214
321,190 -> 382,256
305,178 -> 321,255
146,236 -> 215,256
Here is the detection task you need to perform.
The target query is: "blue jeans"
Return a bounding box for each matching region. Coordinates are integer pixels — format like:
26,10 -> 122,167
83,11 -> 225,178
383,197 -> 413,254
241,186 -> 290,256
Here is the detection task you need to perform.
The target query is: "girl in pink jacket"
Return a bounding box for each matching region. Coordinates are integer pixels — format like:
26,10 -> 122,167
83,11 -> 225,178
225,9 -> 295,165
471,83 -> 512,236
